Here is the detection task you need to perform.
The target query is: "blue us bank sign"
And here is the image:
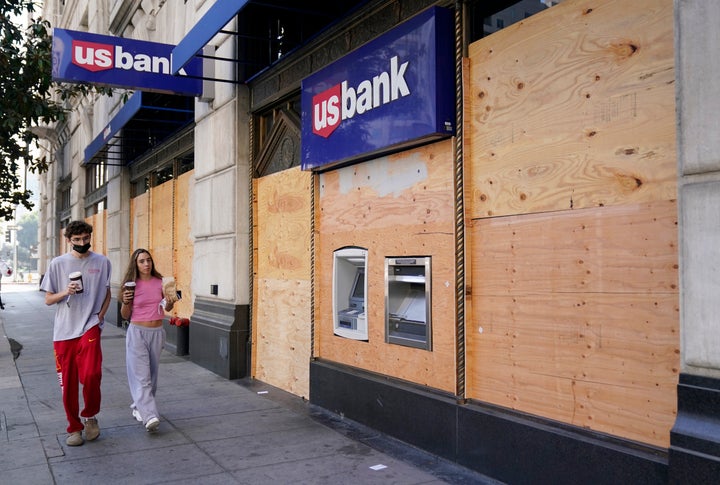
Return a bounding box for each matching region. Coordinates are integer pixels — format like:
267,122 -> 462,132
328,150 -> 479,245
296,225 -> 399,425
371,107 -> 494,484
301,7 -> 455,171
52,28 -> 202,96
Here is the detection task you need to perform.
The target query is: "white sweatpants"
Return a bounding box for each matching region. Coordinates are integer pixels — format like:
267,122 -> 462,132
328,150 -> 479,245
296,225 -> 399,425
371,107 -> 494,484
126,324 -> 165,424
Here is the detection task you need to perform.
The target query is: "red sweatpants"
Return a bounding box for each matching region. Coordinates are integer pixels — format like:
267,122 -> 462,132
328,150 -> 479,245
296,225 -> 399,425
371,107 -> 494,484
53,325 -> 103,433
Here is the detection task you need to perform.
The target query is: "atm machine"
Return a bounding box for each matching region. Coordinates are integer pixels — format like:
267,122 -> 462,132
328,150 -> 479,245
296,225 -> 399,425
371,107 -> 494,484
337,267 -> 365,330
333,247 -> 368,340
385,256 -> 431,350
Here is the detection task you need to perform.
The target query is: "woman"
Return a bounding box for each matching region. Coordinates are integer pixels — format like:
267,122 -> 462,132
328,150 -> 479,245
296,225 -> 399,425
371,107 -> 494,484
120,249 -> 177,432
0,258 -> 11,310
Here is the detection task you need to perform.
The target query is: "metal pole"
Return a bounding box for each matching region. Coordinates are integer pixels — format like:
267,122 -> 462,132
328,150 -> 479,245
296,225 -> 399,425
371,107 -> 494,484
12,226 -> 18,283
9,206 -> 19,282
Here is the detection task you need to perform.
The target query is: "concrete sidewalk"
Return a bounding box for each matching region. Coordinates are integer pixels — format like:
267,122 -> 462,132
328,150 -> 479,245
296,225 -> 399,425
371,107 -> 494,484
0,283 -> 496,484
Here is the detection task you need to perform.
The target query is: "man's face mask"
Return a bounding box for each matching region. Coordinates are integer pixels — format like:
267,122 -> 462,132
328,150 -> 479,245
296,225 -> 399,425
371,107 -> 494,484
73,243 -> 91,254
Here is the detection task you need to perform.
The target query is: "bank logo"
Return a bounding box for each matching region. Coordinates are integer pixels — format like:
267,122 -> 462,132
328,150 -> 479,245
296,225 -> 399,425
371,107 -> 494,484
71,39 -> 171,74
312,56 -> 410,138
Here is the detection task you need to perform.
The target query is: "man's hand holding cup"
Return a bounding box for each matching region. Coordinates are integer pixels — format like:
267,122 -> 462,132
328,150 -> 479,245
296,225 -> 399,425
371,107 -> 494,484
68,271 -> 83,295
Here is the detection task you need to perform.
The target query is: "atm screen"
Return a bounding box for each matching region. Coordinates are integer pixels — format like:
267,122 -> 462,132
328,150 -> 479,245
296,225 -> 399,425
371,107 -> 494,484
351,268 -> 365,299
347,268 -> 365,311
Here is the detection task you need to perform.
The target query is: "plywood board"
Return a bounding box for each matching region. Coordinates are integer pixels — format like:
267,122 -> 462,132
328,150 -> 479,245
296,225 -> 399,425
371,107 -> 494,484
150,181 -> 174,276
85,211 -> 106,255
254,167 -> 312,398
255,278 -> 311,398
172,172 -> 194,318
466,0 -> 675,219
467,201 -> 679,447
256,168 -> 312,280
472,201 -> 678,295
131,192 -> 150,250
251,178 -> 259,377
316,140 -> 457,393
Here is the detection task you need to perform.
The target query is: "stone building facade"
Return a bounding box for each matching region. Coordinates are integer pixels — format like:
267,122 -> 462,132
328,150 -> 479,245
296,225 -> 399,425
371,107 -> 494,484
35,0 -> 720,482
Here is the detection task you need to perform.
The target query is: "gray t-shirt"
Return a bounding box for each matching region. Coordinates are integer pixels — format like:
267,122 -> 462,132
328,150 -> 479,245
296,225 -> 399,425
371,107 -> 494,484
40,251 -> 112,341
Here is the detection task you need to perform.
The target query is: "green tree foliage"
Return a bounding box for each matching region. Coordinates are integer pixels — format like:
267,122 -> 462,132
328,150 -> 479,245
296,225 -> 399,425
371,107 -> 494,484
0,1 -> 109,221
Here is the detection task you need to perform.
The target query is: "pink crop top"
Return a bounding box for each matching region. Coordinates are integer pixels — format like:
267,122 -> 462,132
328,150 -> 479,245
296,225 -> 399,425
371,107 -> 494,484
131,277 -> 164,322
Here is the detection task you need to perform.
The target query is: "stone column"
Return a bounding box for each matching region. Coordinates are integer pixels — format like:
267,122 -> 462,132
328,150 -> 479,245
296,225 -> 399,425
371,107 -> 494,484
188,29 -> 251,379
671,0 -> 720,481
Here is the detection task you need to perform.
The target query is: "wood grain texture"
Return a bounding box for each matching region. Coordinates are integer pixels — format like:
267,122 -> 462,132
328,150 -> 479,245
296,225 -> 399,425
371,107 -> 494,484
131,192 -> 150,250
466,0 -> 675,219
254,167 -> 312,398
172,172 -> 194,318
464,0 -> 678,448
467,201 -> 679,447
251,178 -> 259,377
150,181 -> 174,284
84,211 -> 106,255
255,278 -> 311,398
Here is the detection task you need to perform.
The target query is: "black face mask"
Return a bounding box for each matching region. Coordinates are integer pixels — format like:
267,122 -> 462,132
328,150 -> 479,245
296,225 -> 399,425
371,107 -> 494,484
73,243 -> 91,254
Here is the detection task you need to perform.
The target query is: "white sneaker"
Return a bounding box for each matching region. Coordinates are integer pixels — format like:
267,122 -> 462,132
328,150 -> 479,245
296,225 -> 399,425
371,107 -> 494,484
145,417 -> 160,432
132,409 -> 142,422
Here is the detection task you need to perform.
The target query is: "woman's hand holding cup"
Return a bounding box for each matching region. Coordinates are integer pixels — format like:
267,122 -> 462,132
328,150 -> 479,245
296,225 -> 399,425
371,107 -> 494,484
123,282 -> 136,304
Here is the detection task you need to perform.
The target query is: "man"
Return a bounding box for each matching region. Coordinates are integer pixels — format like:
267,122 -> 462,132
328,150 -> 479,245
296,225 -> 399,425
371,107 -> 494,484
40,221 -> 111,446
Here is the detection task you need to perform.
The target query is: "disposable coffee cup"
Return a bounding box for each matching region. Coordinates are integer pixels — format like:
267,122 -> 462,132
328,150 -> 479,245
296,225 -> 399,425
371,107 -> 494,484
124,281 -> 136,298
69,271 -> 83,294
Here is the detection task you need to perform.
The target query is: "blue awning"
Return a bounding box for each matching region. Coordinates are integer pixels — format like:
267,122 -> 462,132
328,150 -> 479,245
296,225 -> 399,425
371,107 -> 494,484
171,0 -> 249,75
84,92 -> 142,164
83,91 -> 194,166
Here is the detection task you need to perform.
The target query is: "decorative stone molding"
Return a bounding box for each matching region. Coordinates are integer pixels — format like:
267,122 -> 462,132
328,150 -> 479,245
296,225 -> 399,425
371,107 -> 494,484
253,109 -> 300,177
